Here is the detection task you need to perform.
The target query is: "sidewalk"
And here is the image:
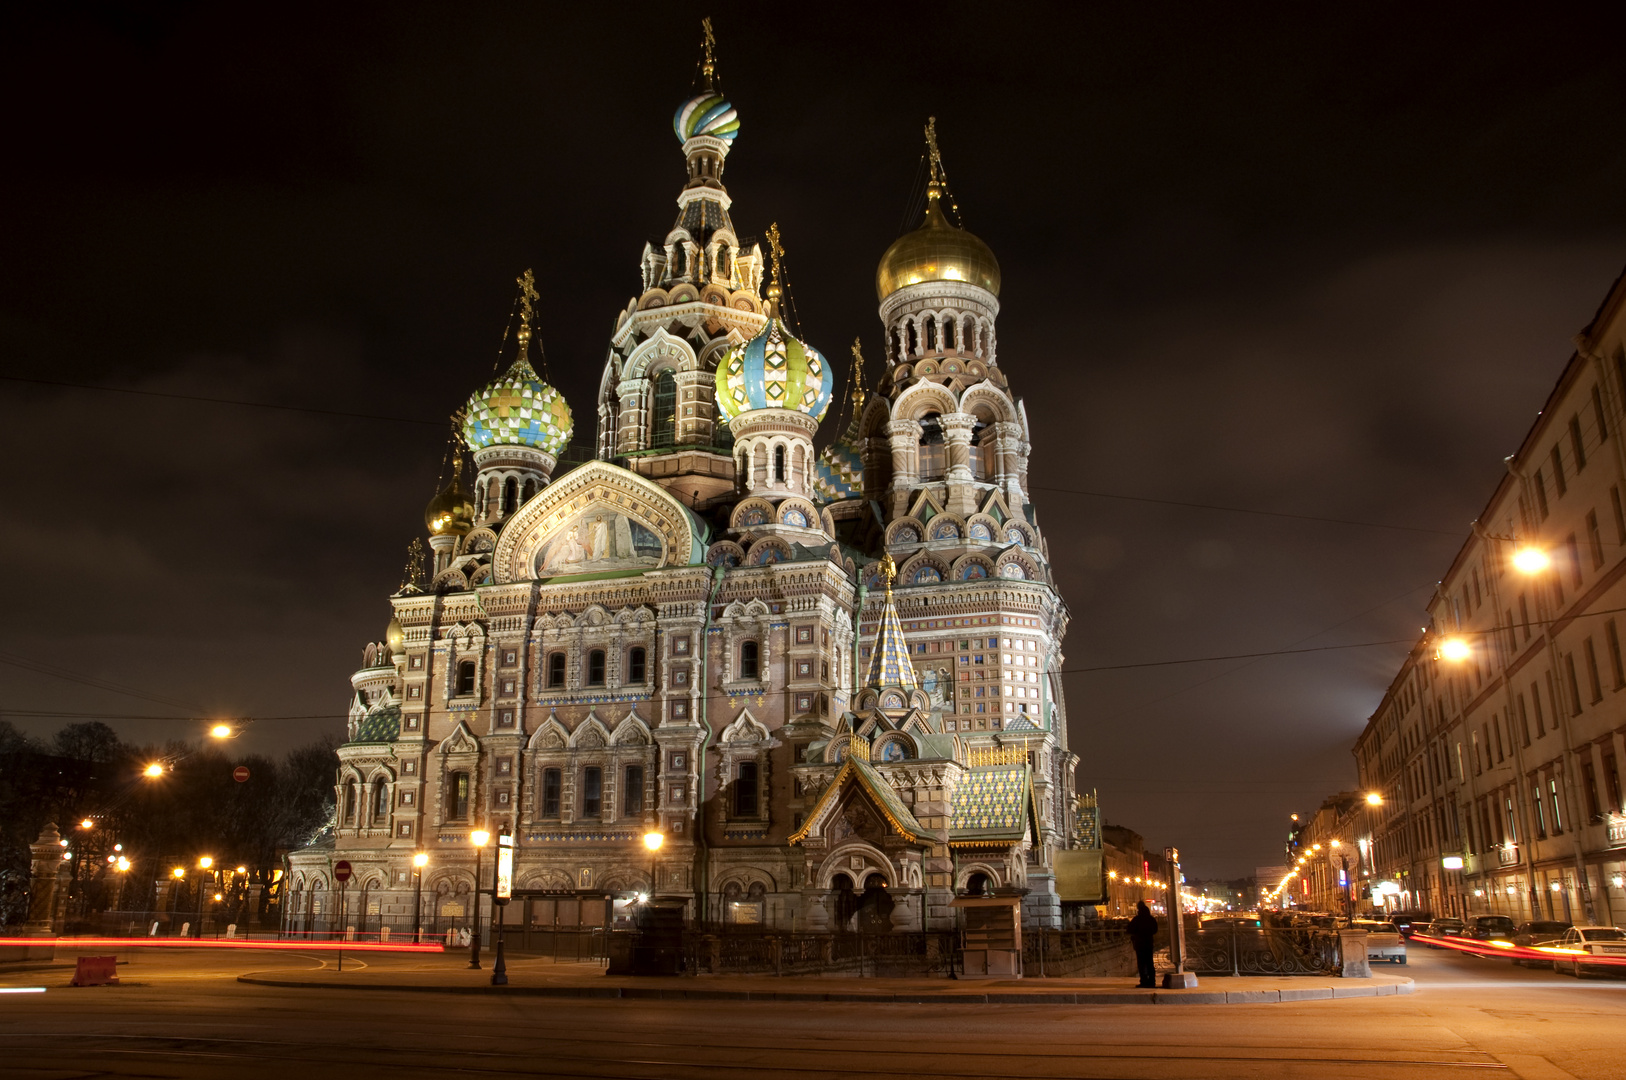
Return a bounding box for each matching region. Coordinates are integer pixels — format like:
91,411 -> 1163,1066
237,957 -> 1414,1005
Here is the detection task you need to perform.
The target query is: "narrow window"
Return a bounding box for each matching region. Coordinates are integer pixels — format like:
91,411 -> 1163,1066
1588,510 -> 1605,568
1516,694 -> 1531,746
773,445 -> 786,482
588,649 -> 606,686
1505,794 -> 1518,843
1605,752 -> 1623,812
1570,415 -> 1588,471
623,765 -> 644,815
582,766 -> 602,817
651,370 -> 677,448
1583,761 -> 1601,820
1594,385 -> 1609,443
1549,777 -> 1564,834
740,640 -> 759,680
343,779 -> 357,823
1566,654 -> 1583,716
547,652 -> 566,689
1585,638 -> 1604,702
628,646 -> 647,683
1614,486 -> 1626,544
451,771 -> 470,820
457,660 -> 476,696
734,761 -> 760,817
1551,445 -> 1567,496
374,780 -> 389,822
1535,470 -> 1550,519
542,768 -> 561,817
1607,619 -> 1625,688
1519,595 -> 1531,641
502,476 -> 518,513
1567,533 -> 1583,589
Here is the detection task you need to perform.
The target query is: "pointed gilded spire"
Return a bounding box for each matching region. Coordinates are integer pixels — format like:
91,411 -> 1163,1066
700,17 -> 718,91
849,338 -> 867,413
515,268 -> 539,360
865,554 -> 918,692
925,116 -> 944,184
763,222 -> 785,317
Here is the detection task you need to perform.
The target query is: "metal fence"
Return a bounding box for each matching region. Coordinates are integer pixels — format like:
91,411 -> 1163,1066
1183,927 -> 1342,976
1023,928 -> 1135,977
687,929 -> 962,977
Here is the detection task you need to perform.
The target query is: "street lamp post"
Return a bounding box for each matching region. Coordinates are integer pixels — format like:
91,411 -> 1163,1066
491,829 -> 512,986
412,852 -> 428,943
643,829 -> 664,898
468,829 -> 490,969
195,856 -> 213,937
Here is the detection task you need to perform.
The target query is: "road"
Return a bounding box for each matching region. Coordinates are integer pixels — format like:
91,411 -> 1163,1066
1,942 -> 1623,1079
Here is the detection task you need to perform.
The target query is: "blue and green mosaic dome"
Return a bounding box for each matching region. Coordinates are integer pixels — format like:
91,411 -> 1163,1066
462,359 -> 573,457
813,430 -> 863,502
674,92 -> 740,145
716,319 -> 833,423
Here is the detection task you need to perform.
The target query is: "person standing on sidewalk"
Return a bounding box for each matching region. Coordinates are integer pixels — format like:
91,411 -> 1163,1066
1128,900 -> 1158,988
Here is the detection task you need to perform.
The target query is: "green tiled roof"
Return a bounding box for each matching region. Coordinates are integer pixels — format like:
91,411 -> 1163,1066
950,763 -> 1034,842
353,703 -> 401,744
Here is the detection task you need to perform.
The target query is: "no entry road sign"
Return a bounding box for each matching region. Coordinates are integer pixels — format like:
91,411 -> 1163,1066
334,860 -> 352,883
232,766 -> 250,783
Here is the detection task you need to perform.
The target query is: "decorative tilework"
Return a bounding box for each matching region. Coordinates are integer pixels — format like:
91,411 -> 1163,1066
462,358 -> 573,456
950,764 -> 1033,838
865,591 -> 918,691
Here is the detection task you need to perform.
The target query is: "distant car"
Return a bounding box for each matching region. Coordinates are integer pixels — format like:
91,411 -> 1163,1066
1511,920 -> 1571,968
1389,912 -> 1433,938
1465,914 -> 1518,942
1349,919 -> 1407,964
1554,926 -> 1626,978
1423,918 -> 1465,945
1199,915 -> 1263,932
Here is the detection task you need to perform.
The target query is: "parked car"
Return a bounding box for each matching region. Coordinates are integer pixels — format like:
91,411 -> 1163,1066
1553,926 -> 1626,977
1465,914 -> 1518,942
1422,918 -> 1464,945
1511,920 -> 1572,968
1349,919 -> 1407,964
1389,912 -> 1433,938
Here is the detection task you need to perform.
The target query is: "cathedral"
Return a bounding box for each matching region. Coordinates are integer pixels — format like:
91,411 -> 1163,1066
287,29 -> 1083,935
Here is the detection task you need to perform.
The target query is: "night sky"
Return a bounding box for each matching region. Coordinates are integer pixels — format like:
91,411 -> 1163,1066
4,4 -> 1626,878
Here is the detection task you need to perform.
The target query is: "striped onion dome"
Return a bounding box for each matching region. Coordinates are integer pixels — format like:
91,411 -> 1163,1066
716,317 -> 833,423
674,91 -> 740,144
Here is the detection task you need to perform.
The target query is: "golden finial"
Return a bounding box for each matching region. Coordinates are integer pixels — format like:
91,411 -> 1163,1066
879,552 -> 897,594
925,116 -> 944,183
849,338 -> 867,409
515,268 -> 539,354
402,537 -> 426,591
700,17 -> 718,89
763,222 -> 785,317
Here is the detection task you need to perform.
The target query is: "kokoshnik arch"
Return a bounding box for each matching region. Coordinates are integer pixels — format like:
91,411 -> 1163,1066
287,27 -> 1089,935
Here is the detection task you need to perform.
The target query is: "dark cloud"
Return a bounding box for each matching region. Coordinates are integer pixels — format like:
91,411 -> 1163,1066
2,3 -> 1624,876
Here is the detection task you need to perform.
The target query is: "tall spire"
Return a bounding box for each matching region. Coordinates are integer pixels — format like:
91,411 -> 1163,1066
514,268 -> 540,366
865,554 -> 918,691
763,221 -> 785,317
699,17 -> 718,91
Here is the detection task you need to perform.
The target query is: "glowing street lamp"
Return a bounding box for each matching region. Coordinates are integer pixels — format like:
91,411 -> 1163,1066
1438,637 -> 1472,663
468,829 -> 490,969
1366,792 -> 1383,806
209,723 -> 234,739
1512,547 -> 1550,575
412,852 -> 429,942
144,763 -> 166,778
643,830 -> 665,898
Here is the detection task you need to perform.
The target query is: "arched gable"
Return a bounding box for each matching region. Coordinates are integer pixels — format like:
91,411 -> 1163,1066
490,460 -> 703,583
625,327 -> 698,379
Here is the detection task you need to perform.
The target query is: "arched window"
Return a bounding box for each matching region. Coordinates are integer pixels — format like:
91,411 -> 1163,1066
588,649 -> 606,686
541,768 -> 561,817
581,766 -> 603,817
944,317 -> 956,350
546,652 -> 566,689
343,779 -> 357,823
628,646 -> 647,683
449,772 -> 470,821
373,779 -> 390,822
716,244 -> 731,281
966,872 -> 992,897
651,370 -> 677,448
924,315 -> 937,352
740,640 -> 760,680
918,413 -> 946,481
456,660 -> 476,696
502,477 -> 517,514
773,445 -> 786,483
734,761 -> 760,817
522,478 -> 537,502
906,320 -> 918,356
671,244 -> 686,276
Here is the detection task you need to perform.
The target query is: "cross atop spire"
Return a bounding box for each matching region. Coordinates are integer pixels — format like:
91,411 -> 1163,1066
925,116 -> 944,184
849,338 -> 867,411
513,268 -> 543,369
700,17 -> 718,91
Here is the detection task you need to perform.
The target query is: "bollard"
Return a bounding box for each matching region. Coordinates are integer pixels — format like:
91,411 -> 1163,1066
1339,930 -> 1372,978
225,924 -> 237,939
346,926 -> 356,942
379,926 -> 390,942
179,921 -> 190,937
149,922 -> 159,937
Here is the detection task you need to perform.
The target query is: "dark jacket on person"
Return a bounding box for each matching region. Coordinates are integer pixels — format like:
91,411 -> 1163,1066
1128,905 -> 1158,947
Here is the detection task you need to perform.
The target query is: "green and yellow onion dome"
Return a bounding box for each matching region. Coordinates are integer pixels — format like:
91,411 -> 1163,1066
461,357 -> 573,457
425,474 -> 475,536
674,91 -> 740,145
715,314 -> 833,423
875,184 -> 1000,302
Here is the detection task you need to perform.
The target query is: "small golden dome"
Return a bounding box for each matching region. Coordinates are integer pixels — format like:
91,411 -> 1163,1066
876,184 -> 1001,302
424,476 -> 474,537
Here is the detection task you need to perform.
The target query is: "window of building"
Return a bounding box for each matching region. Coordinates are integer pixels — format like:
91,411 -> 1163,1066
1588,510 -> 1605,568
547,652 -> 566,688
734,761 -> 760,817
374,780 -> 389,822
628,646 -> 647,683
1567,534 -> 1584,589
1551,445 -> 1567,496
343,779 -> 357,823
1566,653 -> 1583,715
740,640 -> 760,680
1594,385 -> 1610,443
1585,638 -> 1604,702
1614,487 -> 1626,545
582,766 -> 603,817
1571,415 -> 1588,471
1535,470 -> 1550,519
503,476 -> 518,513
542,768 -> 561,817
457,660 -> 476,696
588,649 -> 606,686
450,771 -> 470,821
651,371 -> 677,448
1607,620 -> 1626,689
624,765 -> 644,815
773,445 -> 786,482
1549,777 -> 1564,834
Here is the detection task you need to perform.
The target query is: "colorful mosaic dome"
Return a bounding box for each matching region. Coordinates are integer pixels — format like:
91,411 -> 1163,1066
674,92 -> 740,145
813,430 -> 863,502
461,358 -> 573,457
715,319 -> 833,423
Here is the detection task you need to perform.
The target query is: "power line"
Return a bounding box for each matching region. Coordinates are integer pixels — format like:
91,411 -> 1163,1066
0,374 -> 445,428
1029,483 -> 1460,537
0,650 -> 206,713
1057,637 -> 1416,675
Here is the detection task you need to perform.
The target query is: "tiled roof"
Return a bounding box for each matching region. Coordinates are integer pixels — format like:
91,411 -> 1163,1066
950,763 -> 1034,842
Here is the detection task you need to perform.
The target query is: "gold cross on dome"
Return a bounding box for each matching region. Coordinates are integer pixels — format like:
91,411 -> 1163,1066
925,117 -> 943,182
516,268 -> 539,329
765,222 -> 785,282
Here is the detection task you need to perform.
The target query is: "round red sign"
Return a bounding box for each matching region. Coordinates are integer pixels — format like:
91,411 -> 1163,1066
334,860 -> 352,883
232,766 -> 250,783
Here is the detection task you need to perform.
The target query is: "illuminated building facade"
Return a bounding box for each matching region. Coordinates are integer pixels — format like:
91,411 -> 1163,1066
286,33 -> 1080,936
1353,266 -> 1626,924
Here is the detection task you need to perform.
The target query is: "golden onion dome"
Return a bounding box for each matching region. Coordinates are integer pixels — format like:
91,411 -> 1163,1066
876,183 -> 1001,302
424,474 -> 475,537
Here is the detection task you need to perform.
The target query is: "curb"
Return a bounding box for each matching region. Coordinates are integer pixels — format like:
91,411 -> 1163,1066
236,974 -> 1414,1004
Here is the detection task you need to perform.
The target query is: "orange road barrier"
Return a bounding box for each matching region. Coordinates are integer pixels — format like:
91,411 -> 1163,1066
70,956 -> 119,986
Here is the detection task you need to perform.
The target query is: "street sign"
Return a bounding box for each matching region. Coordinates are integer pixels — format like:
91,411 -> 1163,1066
232,766 -> 250,783
334,860 -> 353,883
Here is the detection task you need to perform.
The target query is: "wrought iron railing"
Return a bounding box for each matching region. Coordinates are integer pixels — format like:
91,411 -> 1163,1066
1183,926 -> 1342,976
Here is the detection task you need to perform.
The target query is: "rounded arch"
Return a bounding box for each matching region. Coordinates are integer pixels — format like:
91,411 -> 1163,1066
898,552 -> 950,586
951,553 -> 995,581
706,540 -> 746,567
886,517 -> 925,547
893,381 -> 958,422
815,841 -> 897,891
960,385 -> 1017,424
928,514 -> 966,542
994,549 -> 1041,581
959,863 -> 1003,894
730,497 -> 775,530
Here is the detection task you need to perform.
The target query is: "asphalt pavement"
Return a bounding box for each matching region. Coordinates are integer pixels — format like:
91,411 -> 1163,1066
0,940 -> 1621,1078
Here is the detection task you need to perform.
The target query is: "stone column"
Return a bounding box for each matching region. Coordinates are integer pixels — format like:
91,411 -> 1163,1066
25,823 -> 64,935
885,419 -> 922,519
940,412 -> 977,516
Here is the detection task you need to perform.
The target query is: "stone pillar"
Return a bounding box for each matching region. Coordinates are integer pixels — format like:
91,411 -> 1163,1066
25,823 -> 64,934
885,419 -> 922,519
940,412 -> 977,516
